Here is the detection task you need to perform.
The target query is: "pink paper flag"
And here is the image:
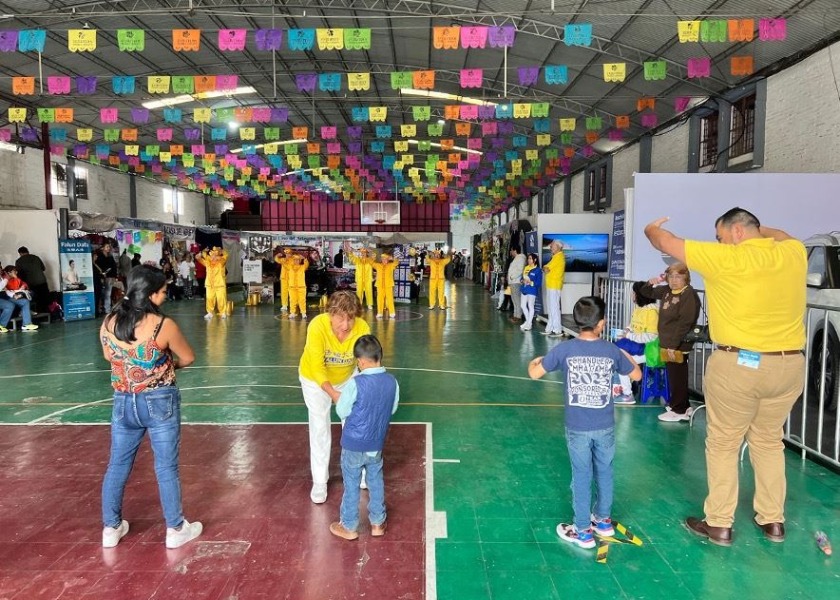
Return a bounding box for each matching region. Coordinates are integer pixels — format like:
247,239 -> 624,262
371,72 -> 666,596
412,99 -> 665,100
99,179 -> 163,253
218,29 -> 247,51
460,26 -> 488,49
759,18 -> 786,41
467,138 -> 482,150
607,129 -> 624,141
157,128 -> 173,142
460,69 -> 483,88
0,129 -> 11,142
321,126 -> 337,139
191,145 -> 205,155
252,108 -> 271,122
327,142 -> 341,154
582,146 -> 594,158
100,108 -> 119,123
687,57 -> 711,78
482,121 -> 498,135
460,105 -> 478,120
674,96 -> 691,113
47,76 -> 71,94
216,75 -> 238,91
641,113 -> 658,128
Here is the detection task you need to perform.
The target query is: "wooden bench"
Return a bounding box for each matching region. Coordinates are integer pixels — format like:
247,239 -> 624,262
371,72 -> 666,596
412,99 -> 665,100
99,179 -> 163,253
7,312 -> 51,330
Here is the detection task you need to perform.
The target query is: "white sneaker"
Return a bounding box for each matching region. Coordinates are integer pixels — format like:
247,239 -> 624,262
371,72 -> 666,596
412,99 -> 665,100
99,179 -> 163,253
280,306 -> 288,312
311,483 -> 327,504
301,314 -> 308,319
367,305 -> 373,310
21,324 -> 39,331
165,519 -> 203,549
376,314 -> 383,320
102,520 -> 129,548
204,312 -> 213,320
658,408 -> 689,422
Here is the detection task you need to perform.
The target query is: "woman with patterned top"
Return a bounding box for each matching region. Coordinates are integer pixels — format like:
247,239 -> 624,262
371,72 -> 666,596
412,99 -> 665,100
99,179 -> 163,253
99,265 -> 203,549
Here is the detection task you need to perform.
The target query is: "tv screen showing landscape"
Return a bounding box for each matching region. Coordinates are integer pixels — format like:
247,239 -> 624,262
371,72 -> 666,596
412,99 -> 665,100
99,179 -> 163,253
541,233 -> 610,273
360,201 -> 400,225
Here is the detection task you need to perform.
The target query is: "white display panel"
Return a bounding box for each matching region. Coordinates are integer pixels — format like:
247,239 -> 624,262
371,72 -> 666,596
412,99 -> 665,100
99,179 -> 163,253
360,201 -> 400,225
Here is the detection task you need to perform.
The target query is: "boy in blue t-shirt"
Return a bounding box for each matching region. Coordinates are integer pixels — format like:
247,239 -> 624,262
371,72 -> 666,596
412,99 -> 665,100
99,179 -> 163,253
528,296 -> 641,549
329,335 -> 400,541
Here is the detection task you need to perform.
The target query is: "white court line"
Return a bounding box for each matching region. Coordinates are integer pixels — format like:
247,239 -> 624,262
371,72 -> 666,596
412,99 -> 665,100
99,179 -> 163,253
432,458 -> 461,463
179,384 -> 301,391
28,398 -> 112,424
2,364 -> 558,385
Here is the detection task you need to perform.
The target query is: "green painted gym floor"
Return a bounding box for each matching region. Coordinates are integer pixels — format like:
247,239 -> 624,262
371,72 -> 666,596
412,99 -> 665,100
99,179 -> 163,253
1,280 -> 838,599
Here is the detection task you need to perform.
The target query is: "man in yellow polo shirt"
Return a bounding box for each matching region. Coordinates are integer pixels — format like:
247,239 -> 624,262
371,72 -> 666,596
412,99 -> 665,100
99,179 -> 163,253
645,207 -> 806,548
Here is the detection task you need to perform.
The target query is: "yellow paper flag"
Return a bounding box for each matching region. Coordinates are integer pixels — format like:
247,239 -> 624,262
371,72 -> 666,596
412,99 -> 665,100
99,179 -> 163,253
603,63 -> 626,82
77,128 -> 93,141
8,108 -> 26,122
148,76 -> 171,94
68,29 -> 97,52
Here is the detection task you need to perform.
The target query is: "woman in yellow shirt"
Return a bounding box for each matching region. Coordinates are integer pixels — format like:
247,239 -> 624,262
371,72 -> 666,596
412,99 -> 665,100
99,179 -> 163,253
298,290 -> 371,503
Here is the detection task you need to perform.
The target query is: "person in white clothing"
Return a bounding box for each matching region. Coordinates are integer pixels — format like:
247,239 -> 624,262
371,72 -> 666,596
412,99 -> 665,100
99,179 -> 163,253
506,247 -> 526,323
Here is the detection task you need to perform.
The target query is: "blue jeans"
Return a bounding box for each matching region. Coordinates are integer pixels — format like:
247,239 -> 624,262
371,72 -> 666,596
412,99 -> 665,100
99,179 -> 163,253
566,427 -> 615,531
340,448 -> 386,531
0,297 -> 32,327
102,386 -> 184,529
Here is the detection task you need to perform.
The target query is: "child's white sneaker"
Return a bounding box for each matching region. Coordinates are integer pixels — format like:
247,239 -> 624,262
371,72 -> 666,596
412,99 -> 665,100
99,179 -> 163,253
204,312 -> 213,320
102,520 -> 129,548
166,519 -> 203,549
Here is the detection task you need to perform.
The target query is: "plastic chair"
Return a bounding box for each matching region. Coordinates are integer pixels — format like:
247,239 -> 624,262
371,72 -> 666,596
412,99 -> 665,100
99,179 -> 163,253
640,364 -> 669,404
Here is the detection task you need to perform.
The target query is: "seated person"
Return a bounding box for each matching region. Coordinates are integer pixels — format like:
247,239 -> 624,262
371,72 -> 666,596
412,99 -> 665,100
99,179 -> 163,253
63,259 -> 87,291
0,267 -> 38,332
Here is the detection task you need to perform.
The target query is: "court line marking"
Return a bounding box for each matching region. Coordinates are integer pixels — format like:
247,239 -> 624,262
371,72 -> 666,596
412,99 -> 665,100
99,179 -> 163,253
1,364 -> 560,385
28,398 -> 112,424
432,458 -> 461,463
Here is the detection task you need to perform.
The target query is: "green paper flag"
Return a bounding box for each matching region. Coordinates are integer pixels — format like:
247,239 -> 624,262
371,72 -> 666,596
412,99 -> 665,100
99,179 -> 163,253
117,29 -> 145,52
37,108 -> 55,123
344,29 -> 371,50
172,75 -> 195,94
119,164 -> 129,172
413,106 -> 431,121
700,20 -> 727,43
560,132 -> 573,145
643,61 -> 667,81
216,108 -> 234,122
264,127 -> 280,141
104,129 -> 120,142
531,103 -> 550,118
284,144 -> 299,155
427,123 -> 443,136
390,72 -> 413,89
307,155 -> 321,168
585,116 -> 602,130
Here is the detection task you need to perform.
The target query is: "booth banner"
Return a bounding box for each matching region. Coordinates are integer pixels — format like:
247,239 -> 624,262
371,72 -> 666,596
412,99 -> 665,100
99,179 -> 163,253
608,210 -> 625,279
162,223 -> 196,240
242,259 -> 262,284
59,239 -> 96,321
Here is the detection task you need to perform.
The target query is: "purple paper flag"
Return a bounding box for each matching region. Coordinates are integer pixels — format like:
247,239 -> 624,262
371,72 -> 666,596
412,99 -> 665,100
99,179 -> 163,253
295,73 -> 318,93
488,25 -> 515,48
608,129 -> 624,141
582,146 -> 594,158
131,108 -> 149,124
517,66 -> 539,87
21,127 -> 38,142
76,76 -> 97,94
184,128 -> 201,141
347,126 -> 363,139
0,30 -> 19,52
641,113 -> 658,128
348,142 -> 362,154
215,145 -> 228,155
478,105 -> 496,119
270,108 -> 288,123
491,138 -> 505,149
255,29 -> 283,51
74,144 -> 88,157
498,122 -> 514,135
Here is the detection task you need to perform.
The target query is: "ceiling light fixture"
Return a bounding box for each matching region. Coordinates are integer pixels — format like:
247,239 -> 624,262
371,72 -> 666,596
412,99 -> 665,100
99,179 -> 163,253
400,88 -> 498,107
142,86 -> 258,110
407,139 -> 482,156
230,138 -> 308,153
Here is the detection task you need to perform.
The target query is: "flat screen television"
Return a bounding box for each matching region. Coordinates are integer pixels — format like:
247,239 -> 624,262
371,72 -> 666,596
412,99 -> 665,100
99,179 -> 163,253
360,201 -> 401,225
541,233 -> 610,273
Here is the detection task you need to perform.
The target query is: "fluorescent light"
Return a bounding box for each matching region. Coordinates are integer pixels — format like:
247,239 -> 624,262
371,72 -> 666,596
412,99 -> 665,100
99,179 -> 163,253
407,139 -> 482,156
401,88 -> 497,107
142,86 -> 257,110
228,122 -> 239,130
0,141 -> 19,152
230,138 -> 307,153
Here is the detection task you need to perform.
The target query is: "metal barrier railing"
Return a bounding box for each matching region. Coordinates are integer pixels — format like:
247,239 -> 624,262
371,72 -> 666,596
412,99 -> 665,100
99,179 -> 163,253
599,276 -> 840,468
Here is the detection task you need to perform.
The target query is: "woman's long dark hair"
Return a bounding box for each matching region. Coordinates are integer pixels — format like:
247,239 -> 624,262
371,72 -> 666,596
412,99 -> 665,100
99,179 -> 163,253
111,265 -> 166,342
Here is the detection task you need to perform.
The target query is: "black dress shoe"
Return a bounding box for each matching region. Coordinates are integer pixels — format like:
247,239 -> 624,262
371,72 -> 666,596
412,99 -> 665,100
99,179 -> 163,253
753,516 -> 785,542
684,516 -> 732,547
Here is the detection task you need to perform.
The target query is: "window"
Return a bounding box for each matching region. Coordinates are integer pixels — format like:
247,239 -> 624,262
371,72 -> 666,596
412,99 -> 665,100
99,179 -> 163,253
163,188 -> 184,215
699,112 -> 719,168
583,157 -> 612,211
50,164 -> 88,199
729,94 -> 756,160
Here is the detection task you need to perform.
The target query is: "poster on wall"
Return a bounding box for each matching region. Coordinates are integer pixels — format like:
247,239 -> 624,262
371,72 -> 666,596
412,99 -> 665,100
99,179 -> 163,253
59,239 -> 96,321
242,260 -> 262,284
607,210 -> 625,279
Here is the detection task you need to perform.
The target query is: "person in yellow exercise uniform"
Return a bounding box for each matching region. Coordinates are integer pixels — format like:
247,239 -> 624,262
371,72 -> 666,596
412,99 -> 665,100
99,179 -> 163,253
372,253 -> 398,320
427,250 -> 451,310
274,248 -> 294,312
288,254 -> 309,319
348,247 -> 375,310
197,247 -> 228,319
